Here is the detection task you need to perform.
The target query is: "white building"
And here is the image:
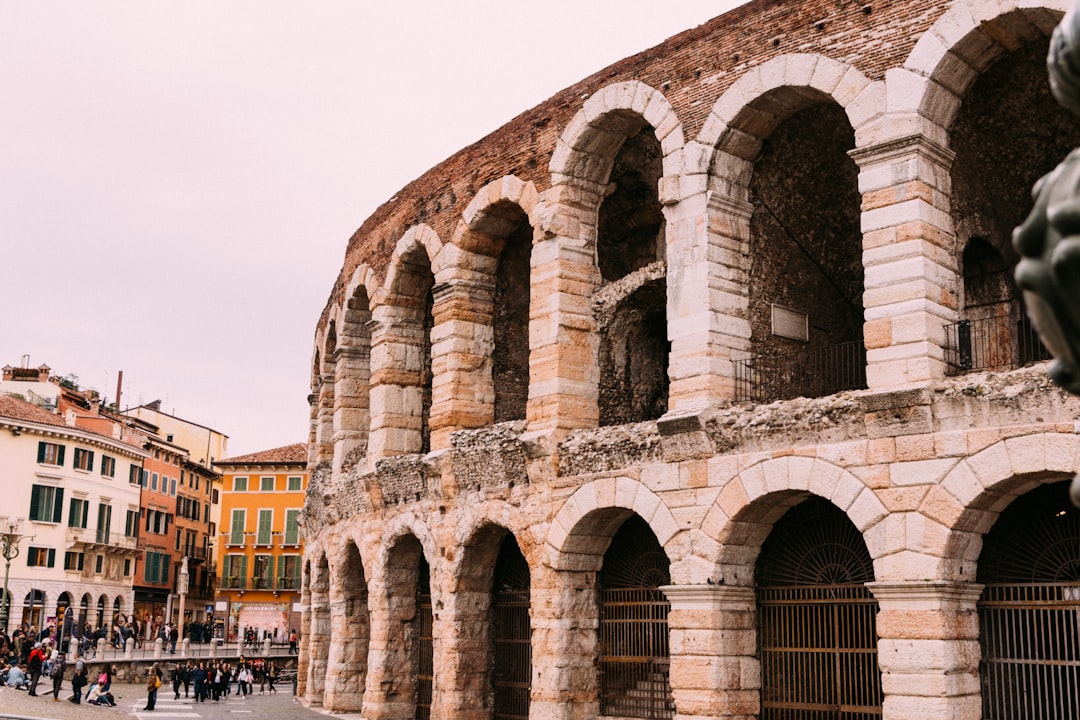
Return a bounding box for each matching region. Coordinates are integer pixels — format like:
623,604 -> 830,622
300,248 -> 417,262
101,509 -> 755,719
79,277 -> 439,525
0,395 -> 146,636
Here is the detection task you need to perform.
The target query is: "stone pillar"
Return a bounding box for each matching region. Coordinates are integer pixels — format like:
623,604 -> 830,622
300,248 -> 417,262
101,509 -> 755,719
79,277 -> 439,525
662,585 -> 759,720
323,595 -> 366,713
368,305 -> 428,462
665,191 -> 752,411
307,601 -> 330,706
868,581 -> 983,720
316,366 -> 336,465
527,185 -> 604,436
428,274 -> 496,451
433,580 -> 490,720
296,604 -> 310,698
125,637 -> 134,659
360,581 -> 413,720
849,134 -> 958,389
332,344 -> 371,473
154,636 -> 163,659
529,567 -> 598,720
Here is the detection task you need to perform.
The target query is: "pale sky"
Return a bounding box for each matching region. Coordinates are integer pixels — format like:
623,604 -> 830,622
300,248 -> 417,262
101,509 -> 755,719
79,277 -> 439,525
1,1 -> 748,457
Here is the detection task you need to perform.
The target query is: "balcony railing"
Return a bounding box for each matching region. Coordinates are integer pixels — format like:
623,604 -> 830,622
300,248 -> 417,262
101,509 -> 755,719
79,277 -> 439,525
181,545 -> 208,562
67,527 -> 139,552
733,340 -> 867,404
219,532 -> 299,549
944,313 -> 1050,375
219,576 -> 246,590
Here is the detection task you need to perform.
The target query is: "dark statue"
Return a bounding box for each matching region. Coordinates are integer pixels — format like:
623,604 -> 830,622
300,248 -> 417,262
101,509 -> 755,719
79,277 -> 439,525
1013,5 -> 1080,505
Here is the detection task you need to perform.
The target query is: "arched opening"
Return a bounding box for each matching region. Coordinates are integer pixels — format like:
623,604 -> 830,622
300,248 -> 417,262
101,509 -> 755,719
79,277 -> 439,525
596,124 -> 669,425
491,205 -> 533,424
977,480 -> 1079,720
337,285 -> 373,466
378,534 -> 430,720
78,593 -> 91,636
597,514 -> 673,719
755,496 -> 880,719
22,589 -> 46,630
96,594 -> 107,630
489,533 -> 532,720
947,35 -> 1072,373
736,97 -> 864,403
415,555 -> 433,720
317,323 -> 338,464
327,543 -> 369,712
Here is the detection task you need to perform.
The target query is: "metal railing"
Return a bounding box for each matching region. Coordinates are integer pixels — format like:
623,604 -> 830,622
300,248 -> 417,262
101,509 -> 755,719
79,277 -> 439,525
733,340 -> 867,404
219,576 -> 246,590
67,527 -> 139,551
598,587 -> 673,720
944,313 -> 1051,375
181,545 -> 208,561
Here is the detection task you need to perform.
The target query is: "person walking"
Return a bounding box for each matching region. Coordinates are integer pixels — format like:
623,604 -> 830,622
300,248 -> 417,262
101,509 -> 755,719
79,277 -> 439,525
266,661 -> 277,694
182,660 -> 193,698
193,662 -> 207,703
172,663 -> 183,700
26,642 -> 44,696
69,652 -> 86,704
49,649 -> 66,702
143,663 -> 161,711
288,628 -> 297,654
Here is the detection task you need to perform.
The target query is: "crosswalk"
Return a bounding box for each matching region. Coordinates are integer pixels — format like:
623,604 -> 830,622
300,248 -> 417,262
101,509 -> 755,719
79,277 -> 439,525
129,691 -> 256,718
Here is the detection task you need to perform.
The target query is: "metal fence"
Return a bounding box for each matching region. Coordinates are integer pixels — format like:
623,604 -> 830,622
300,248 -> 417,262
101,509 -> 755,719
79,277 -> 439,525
944,313 -> 1051,375
757,584 -> 882,719
979,583 -> 1080,720
598,587 -> 674,720
492,588 -> 531,720
733,341 -> 867,404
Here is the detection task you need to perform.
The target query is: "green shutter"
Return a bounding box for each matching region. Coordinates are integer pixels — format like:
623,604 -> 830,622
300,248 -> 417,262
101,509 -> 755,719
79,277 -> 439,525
47,549 -> 55,567
37,442 -> 45,463
239,555 -> 248,589
87,450 -> 94,472
30,485 -> 41,521
257,510 -> 272,545
56,445 -> 65,466
53,488 -> 64,523
230,509 -> 245,545
285,509 -> 299,545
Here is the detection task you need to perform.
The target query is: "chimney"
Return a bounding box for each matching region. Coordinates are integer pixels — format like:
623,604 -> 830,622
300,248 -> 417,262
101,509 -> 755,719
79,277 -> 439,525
64,409 -> 77,427
115,370 -> 123,411
1,366 -> 12,382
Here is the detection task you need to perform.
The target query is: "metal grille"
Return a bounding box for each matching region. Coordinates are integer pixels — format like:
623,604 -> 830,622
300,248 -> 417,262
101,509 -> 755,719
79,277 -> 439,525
758,585 -> 882,719
757,497 -> 881,719
492,535 -> 531,720
979,583 -> 1080,719
415,562 -> 433,720
944,313 -> 1050,375
733,340 -> 867,404
598,587 -> 673,719
598,515 -> 673,719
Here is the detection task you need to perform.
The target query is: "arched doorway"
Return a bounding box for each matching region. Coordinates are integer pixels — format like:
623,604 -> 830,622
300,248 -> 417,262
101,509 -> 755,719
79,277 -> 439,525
756,496 -> 880,718
22,589 -> 45,630
597,515 -> 673,719
78,594 -> 91,636
978,480 -> 1079,719
491,534 -> 531,720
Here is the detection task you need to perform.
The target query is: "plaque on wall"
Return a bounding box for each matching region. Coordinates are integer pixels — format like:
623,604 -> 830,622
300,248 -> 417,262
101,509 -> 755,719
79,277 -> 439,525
771,304 -> 809,342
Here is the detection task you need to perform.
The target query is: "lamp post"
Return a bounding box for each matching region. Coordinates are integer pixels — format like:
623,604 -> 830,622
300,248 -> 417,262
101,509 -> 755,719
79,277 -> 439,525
0,517 -> 30,634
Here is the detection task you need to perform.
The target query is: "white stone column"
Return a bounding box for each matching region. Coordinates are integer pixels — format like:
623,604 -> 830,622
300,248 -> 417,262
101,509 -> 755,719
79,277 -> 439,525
662,584 -> 759,720
850,134 -> 958,389
868,581 -> 983,720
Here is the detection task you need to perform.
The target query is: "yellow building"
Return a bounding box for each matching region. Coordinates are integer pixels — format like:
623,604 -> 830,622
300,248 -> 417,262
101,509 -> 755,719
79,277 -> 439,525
214,443 -> 306,642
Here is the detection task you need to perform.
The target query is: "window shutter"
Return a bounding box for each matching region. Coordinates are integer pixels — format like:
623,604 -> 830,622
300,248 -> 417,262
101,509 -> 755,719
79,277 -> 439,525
87,450 -> 94,472
37,442 -> 45,463
267,555 -> 275,584
285,509 -> 299,545
53,488 -> 64,523
257,510 -> 272,544
239,555 -> 248,589
57,445 -> 65,466
47,548 -> 55,567
30,485 -> 41,520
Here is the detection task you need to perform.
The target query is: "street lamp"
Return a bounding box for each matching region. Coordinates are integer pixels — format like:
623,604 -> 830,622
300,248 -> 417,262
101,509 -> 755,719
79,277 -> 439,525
0,517 -> 31,634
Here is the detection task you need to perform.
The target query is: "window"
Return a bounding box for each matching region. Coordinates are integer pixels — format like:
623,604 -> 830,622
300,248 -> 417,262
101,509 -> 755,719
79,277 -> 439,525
175,529 -> 181,551
233,476 -> 248,492
26,547 -> 55,567
64,551 -> 84,571
95,554 -> 103,574
140,469 -> 148,488
279,555 -> 301,590
260,476 -> 275,492
194,476 -> 200,491
100,455 -> 116,478
223,554 -> 248,589
287,476 -> 302,491
37,441 -> 64,466
73,448 -> 94,472
96,504 -> 112,543
151,472 -> 159,491
125,509 -> 138,538
229,509 -> 246,545
144,552 -> 171,584
123,559 -> 131,576
253,554 -> 273,589
212,489 -> 219,504
171,477 -> 177,496
256,509 -> 273,545
130,464 -> 141,485
68,498 -> 89,529
284,509 -> 300,545
29,485 -> 64,523
179,470 -> 185,487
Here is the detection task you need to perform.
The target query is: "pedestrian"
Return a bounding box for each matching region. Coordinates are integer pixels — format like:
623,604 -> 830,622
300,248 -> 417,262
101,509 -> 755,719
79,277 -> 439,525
49,649 -> 65,702
169,624 -> 178,654
193,662 -> 207,703
172,663 -> 183,700
288,628 -> 297,655
26,642 -> 44,696
69,652 -> 86,703
267,661 -> 277,694
183,660 -> 193,697
143,662 -> 161,711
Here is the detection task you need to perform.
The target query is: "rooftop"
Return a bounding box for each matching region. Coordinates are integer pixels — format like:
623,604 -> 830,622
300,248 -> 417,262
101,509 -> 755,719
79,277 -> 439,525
217,442 -> 308,466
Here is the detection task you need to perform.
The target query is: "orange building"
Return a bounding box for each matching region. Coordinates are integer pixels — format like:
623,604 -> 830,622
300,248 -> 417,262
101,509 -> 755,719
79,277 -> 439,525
214,443 -> 306,642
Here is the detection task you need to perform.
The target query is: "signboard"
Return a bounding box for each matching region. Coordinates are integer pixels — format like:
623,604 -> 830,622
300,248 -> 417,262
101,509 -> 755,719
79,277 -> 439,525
771,304 -> 809,342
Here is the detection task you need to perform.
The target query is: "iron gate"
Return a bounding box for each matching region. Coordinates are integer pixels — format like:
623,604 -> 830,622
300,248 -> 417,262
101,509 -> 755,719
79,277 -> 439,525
598,515 -> 674,719
757,497 -> 881,720
415,559 -> 433,720
492,535 -> 531,720
978,481 -> 1080,720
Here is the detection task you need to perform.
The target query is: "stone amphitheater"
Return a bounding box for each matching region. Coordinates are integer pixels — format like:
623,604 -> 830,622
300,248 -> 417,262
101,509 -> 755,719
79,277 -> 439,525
298,0 -> 1080,718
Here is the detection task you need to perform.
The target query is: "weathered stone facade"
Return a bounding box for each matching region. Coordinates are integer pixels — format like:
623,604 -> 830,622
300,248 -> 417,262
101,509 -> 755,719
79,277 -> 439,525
300,1 -> 1080,718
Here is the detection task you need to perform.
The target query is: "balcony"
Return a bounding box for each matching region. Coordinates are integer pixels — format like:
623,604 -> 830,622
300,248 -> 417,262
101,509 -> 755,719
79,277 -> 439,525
180,545 -> 208,563
219,576 -> 246,591
222,532 -> 253,548
67,527 -> 140,554
275,575 -> 300,591
944,313 -> 1050,375
733,340 -> 867,404
219,532 -> 300,549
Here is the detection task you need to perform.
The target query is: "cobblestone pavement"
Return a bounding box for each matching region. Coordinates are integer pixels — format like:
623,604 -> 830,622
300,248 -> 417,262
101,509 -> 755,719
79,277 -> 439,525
0,682 -> 329,720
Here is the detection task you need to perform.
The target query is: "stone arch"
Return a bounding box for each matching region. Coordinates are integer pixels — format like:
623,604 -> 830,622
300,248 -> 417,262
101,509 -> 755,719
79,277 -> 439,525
333,265 -> 379,470
935,432 -> 1080,581
902,1 -> 1069,132
369,225 -> 442,459
702,456 -> 886,585
324,539 -> 370,712
546,476 -> 683,571
311,318 -> 339,466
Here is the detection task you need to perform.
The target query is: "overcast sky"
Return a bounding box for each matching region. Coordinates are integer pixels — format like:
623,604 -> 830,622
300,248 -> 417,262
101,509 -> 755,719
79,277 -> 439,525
1,1 -> 747,457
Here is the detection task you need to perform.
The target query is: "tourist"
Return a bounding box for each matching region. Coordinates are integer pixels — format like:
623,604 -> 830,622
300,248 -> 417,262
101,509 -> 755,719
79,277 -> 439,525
26,642 -> 44,696
6,663 -> 27,690
69,651 -> 86,703
288,628 -> 297,654
193,661 -> 208,702
266,661 -> 277,694
143,662 -> 162,711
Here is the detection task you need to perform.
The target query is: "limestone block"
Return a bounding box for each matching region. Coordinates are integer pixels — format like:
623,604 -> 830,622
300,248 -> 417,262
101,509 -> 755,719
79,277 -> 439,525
889,457 -> 957,486
848,487 -> 888,529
